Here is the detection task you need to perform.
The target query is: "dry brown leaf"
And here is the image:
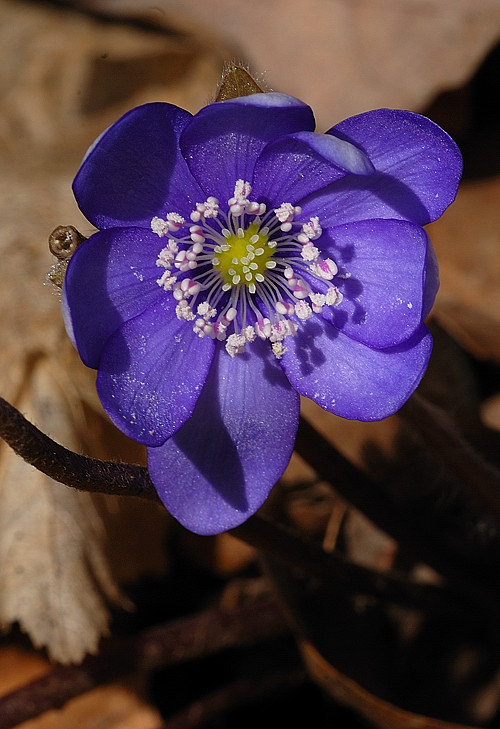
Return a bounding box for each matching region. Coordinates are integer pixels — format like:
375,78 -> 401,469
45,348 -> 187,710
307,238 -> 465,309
71,0 -> 500,128
429,176 -> 500,361
16,683 -> 163,729
0,356 -> 127,664
0,0 -> 226,664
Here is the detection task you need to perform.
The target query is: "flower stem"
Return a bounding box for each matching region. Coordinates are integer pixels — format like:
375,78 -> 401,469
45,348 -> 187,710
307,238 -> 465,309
0,395 -> 158,500
0,395 -> 466,614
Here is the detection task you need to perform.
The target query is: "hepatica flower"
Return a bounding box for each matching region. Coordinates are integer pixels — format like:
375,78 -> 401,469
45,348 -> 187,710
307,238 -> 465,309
63,92 -> 462,535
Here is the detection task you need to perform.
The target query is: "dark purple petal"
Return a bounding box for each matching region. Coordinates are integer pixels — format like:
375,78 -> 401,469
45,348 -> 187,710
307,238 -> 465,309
96,297 -> 215,446
280,319 -> 432,421
179,93 -> 315,203
303,109 -> 461,227
73,103 -> 204,229
251,130 -> 373,205
319,219 -> 429,348
147,338 -> 300,535
63,227 -> 166,369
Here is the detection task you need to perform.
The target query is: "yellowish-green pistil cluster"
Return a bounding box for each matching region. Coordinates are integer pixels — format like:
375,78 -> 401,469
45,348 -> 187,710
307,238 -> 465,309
212,223 -> 275,292
151,179 -> 343,358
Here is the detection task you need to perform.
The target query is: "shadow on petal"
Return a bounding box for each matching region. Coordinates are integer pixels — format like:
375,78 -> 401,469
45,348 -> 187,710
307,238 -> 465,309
291,319 -> 332,377
366,173 -> 431,222
301,172 -> 431,227
172,348 -> 248,511
336,276 -> 367,328
148,338 -> 301,534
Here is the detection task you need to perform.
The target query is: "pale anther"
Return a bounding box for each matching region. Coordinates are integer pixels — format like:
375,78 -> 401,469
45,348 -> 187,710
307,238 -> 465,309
295,301 -> 312,320
152,184 -> 343,360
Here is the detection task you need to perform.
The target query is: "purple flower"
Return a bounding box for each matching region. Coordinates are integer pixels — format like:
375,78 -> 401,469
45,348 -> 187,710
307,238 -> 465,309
63,93 -> 462,535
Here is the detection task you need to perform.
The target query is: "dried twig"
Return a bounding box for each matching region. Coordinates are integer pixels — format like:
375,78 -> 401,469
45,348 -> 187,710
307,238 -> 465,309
401,393 -> 500,522
160,668 -> 306,729
0,595 -> 286,729
295,412 -> 500,621
232,516 -> 469,617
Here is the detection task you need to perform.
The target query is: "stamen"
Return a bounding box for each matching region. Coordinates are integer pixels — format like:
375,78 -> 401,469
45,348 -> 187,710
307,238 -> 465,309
190,197 -> 220,222
151,213 -> 185,236
226,333 -> 246,357
152,183 -> 344,358
189,226 -> 205,245
176,301 -> 194,320
301,243 -> 320,262
272,342 -> 287,359
276,301 -> 295,316
297,216 -> 322,243
312,258 -> 338,280
295,301 -> 312,320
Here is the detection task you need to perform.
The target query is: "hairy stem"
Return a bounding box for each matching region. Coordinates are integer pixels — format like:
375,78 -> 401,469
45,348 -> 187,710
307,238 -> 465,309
0,395 -> 467,613
0,396 -> 158,500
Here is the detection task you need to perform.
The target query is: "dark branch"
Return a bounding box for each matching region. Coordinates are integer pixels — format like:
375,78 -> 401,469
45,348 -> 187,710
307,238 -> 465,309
400,393 -> 500,522
0,595 -> 286,729
0,396 -> 158,500
232,515 -> 474,619
0,395 -> 469,616
294,412 -> 500,620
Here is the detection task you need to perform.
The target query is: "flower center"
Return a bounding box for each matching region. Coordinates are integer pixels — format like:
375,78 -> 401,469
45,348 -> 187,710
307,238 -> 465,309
212,223 -> 274,290
151,180 -> 343,359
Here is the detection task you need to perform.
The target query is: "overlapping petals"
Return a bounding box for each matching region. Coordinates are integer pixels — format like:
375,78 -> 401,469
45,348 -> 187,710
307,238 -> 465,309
65,91 -> 462,534
329,109 -> 463,223
301,109 -> 462,228
179,93 -> 315,203
251,131 -> 374,206
73,103 -> 204,229
96,297 -> 214,446
148,340 -> 300,535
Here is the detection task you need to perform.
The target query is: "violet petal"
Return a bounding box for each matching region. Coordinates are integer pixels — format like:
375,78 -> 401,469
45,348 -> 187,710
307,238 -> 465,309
96,297 -> 215,446
319,219 -> 429,348
147,338 -> 300,535
63,227 -> 165,368
301,109 -> 462,227
251,130 -> 373,205
179,93 -> 315,203
73,103 -> 204,229
281,319 -> 432,421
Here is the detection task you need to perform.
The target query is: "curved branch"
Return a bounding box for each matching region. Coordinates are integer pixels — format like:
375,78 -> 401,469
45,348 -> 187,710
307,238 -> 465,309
0,396 -> 158,500
0,595 -> 286,729
400,393 -> 500,522
0,395 -> 467,615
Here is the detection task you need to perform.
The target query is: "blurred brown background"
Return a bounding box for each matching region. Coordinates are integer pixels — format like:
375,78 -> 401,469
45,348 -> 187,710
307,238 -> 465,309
1,1 -> 500,726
